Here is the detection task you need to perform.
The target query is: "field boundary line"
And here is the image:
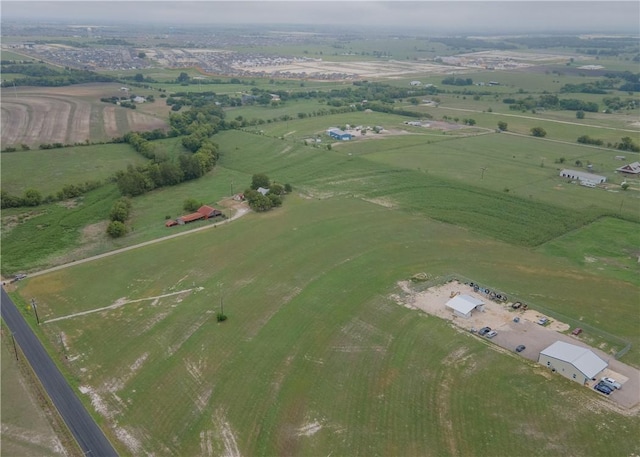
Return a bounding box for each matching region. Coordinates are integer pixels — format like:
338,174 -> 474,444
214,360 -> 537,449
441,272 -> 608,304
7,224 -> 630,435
44,287 -> 203,324
28,206 -> 250,278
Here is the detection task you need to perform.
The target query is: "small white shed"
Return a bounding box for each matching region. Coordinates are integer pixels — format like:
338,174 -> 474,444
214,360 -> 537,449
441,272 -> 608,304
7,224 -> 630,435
445,294 -> 485,318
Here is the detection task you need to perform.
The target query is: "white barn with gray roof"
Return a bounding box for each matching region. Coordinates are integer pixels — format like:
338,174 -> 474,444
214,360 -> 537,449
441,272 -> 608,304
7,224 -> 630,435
538,341 -> 607,385
445,294 -> 484,318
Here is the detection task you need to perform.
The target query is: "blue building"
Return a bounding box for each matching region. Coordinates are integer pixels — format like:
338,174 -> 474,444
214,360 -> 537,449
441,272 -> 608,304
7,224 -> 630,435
327,128 -> 352,141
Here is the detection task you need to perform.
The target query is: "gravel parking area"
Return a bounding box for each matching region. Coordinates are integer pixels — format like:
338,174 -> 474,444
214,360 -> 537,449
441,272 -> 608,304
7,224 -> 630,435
396,280 -> 639,411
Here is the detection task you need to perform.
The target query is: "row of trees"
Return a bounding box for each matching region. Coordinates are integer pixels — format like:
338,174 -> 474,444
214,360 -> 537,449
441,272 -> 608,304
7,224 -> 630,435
504,95 -> 599,113
0,64 -> 116,87
0,180 -> 102,209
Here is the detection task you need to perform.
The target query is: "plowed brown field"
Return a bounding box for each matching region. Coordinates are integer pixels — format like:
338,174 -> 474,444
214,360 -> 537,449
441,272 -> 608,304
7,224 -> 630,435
1,83 -> 168,147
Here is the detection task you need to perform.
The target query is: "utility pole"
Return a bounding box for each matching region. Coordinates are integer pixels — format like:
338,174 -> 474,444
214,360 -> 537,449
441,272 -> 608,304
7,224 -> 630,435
32,298 -> 40,325
480,167 -> 487,180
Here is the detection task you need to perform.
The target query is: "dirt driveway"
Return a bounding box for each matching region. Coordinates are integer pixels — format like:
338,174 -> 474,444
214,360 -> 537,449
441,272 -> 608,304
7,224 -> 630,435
396,280 -> 640,411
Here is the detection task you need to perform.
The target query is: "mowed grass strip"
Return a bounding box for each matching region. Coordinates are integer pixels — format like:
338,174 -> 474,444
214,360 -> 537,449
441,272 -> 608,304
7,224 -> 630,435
20,196 -> 640,456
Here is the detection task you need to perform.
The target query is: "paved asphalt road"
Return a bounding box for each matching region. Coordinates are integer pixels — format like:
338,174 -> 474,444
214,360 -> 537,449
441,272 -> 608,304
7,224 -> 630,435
1,287 -> 118,457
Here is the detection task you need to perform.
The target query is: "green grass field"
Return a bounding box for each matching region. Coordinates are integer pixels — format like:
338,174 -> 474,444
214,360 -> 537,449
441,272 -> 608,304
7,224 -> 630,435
2,40 -> 640,456
1,326 -> 72,456
15,193 -> 640,456
0,143 -> 146,196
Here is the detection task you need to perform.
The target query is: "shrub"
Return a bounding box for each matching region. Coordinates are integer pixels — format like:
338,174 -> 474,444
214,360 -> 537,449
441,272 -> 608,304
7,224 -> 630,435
183,198 -> 202,212
106,221 -> 127,238
216,312 -> 228,322
531,127 -> 547,137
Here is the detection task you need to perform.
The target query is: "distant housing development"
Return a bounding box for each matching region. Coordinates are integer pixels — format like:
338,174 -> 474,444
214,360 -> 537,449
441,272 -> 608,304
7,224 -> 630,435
327,128 -> 352,141
559,169 -> 606,184
539,341 -> 608,385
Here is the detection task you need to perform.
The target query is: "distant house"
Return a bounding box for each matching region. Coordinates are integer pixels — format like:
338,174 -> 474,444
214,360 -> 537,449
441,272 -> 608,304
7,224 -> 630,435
327,128 -> 352,141
241,94 -> 257,104
410,80 -> 422,86
559,169 -> 606,184
539,341 -> 607,385
616,161 -> 640,175
445,295 -> 485,319
133,96 -> 146,103
257,187 -> 270,196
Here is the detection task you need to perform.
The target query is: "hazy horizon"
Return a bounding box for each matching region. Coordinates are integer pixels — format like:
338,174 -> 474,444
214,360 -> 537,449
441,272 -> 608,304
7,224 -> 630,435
2,1 -> 639,35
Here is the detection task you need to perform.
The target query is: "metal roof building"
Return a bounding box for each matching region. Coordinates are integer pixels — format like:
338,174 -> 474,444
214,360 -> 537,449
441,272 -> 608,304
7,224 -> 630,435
539,341 -> 608,385
445,294 -> 484,319
559,169 -> 606,184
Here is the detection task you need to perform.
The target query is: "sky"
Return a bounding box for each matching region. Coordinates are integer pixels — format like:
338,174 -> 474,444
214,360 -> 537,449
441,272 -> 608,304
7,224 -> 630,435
2,1 -> 639,34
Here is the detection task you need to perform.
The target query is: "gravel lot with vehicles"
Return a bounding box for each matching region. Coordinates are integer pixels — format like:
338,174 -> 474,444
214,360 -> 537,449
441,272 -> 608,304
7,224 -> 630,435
396,280 -> 640,410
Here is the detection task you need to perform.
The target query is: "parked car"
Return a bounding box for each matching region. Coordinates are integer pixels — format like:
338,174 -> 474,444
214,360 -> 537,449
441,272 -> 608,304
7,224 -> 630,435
537,317 -> 549,325
594,382 -> 613,395
486,330 -> 498,338
478,327 -> 491,336
601,377 -> 622,390
571,327 -> 583,336
515,345 -> 526,353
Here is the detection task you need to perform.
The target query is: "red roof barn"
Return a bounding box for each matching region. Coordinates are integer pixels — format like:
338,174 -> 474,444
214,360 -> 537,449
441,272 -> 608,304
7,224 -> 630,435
197,205 -> 222,218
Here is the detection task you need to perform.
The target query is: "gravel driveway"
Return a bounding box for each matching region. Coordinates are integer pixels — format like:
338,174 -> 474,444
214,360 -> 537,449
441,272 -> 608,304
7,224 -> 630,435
399,280 -> 639,410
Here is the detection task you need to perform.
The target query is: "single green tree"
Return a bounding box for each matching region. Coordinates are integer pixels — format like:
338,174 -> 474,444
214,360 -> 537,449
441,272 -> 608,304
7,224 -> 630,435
576,110 -> 585,119
22,189 -> 42,206
183,198 -> 202,212
531,127 -> 547,137
251,173 -> 270,190
497,121 -> 508,131
107,221 -> 127,238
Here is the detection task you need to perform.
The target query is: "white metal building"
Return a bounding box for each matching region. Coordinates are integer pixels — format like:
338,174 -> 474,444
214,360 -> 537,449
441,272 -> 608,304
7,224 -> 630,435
445,295 -> 484,318
538,341 -> 608,385
559,169 -> 606,184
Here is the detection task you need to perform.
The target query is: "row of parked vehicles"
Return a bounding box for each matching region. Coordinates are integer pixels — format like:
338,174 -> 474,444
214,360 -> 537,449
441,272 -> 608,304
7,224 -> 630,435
594,377 -> 622,395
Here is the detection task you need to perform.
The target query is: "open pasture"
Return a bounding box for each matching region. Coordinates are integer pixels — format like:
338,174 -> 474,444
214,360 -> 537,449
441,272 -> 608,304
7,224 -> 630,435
347,131 -> 639,208
1,327 -> 70,457
0,83 -> 168,148
16,194 -> 640,456
0,142 -> 146,196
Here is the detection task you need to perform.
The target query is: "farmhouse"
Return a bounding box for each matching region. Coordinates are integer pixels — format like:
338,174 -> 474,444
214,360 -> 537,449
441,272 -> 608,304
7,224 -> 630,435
327,128 -> 352,141
133,96 -> 146,103
539,341 -> 608,385
445,294 -> 485,318
616,161 -> 640,175
559,169 -> 606,184
410,80 -> 422,86
256,187 -> 270,196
